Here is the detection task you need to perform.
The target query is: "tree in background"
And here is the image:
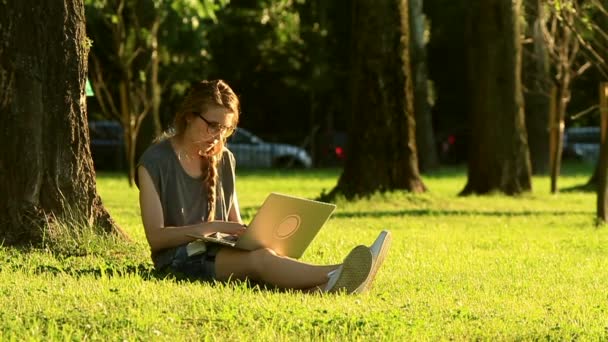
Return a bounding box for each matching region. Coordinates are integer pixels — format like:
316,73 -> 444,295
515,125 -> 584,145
0,0 -> 126,244
523,0 -> 552,175
324,0 -> 426,200
298,0 -> 353,166
207,0 -> 330,146
548,0 -> 608,199
598,82 -> 608,222
461,0 -> 532,195
409,0 -> 439,172
542,0 -> 591,193
548,0 -> 608,221
424,0 -> 469,165
85,0 -> 227,185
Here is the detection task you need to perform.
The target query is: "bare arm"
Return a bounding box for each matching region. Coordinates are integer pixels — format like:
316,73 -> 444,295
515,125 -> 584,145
228,187 -> 243,224
137,165 -> 246,252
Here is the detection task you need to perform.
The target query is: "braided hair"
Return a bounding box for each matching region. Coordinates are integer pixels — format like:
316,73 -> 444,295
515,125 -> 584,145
171,80 -> 240,221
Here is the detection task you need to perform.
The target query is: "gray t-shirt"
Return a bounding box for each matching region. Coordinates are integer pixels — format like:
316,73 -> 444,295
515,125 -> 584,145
136,139 -> 237,268
136,139 -> 236,227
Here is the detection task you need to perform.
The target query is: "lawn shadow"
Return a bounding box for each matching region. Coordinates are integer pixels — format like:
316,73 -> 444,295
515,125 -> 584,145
13,257 -> 304,293
24,262 -> 167,281
240,206 -> 592,220
27,263 -> 326,294
24,262 -> 270,287
333,208 -> 592,219
561,181 -> 596,193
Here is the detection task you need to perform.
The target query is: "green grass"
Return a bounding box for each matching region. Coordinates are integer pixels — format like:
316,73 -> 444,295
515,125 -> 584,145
2,162 -> 608,340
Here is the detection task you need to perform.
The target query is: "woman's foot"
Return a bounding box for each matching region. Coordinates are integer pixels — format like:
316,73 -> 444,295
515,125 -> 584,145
325,245 -> 373,294
357,230 -> 392,292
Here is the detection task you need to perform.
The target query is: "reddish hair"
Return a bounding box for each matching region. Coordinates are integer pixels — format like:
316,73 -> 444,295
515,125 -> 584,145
173,80 -> 240,221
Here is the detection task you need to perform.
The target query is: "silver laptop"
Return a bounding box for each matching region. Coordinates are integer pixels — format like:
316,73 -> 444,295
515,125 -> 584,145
188,193 -> 336,258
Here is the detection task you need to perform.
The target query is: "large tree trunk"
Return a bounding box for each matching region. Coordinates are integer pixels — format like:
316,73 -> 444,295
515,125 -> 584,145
0,0 -> 127,244
523,0 -> 551,174
461,0 -> 532,195
409,0 -> 439,172
325,0 -> 426,200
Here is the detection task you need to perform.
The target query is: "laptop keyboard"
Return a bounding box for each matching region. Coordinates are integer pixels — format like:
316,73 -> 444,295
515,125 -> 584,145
210,232 -> 238,242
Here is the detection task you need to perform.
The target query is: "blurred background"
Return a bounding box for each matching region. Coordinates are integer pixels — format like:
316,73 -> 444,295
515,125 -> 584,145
84,0 -> 604,172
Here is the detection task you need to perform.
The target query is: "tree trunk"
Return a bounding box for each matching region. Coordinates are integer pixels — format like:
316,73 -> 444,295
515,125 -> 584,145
597,137 -> 608,221
325,0 -> 426,200
585,83 -> 608,191
523,0 -> 551,174
151,18 -> 162,138
549,82 -> 568,193
461,0 -> 532,195
119,80 -> 136,187
409,0 -> 439,172
543,5 -> 581,193
597,83 -> 608,222
0,0 -> 127,244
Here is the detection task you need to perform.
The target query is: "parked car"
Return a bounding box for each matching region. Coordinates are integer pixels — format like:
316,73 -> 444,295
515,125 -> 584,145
88,120 -> 125,170
563,126 -> 601,162
227,128 -> 312,168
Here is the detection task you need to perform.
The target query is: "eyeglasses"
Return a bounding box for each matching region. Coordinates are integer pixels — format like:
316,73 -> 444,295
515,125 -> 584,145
196,112 -> 235,136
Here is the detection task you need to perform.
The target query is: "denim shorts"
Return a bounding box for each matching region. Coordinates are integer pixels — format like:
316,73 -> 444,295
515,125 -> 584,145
153,243 -> 222,282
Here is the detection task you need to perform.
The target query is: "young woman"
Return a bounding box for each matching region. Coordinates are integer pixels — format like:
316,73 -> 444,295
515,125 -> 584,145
136,80 -> 391,293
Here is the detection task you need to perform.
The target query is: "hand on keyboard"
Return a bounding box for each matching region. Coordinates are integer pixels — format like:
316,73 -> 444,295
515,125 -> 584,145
210,232 -> 238,242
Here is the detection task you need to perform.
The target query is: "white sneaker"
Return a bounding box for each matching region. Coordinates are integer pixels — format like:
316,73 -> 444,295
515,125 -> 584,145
325,245 -> 373,294
356,230 -> 392,293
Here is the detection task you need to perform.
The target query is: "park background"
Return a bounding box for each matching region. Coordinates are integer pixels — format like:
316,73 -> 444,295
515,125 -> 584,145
2,0 -> 608,340
82,0 -> 606,176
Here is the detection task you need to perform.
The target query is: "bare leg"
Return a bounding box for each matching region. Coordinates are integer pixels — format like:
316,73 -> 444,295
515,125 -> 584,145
214,247 -> 339,290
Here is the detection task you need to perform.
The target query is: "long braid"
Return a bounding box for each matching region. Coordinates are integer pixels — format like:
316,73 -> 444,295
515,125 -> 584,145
169,79 -> 239,222
203,154 -> 219,221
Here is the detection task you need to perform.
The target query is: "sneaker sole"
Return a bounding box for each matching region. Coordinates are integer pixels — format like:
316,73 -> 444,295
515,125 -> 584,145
328,245 -> 372,294
360,231 -> 392,293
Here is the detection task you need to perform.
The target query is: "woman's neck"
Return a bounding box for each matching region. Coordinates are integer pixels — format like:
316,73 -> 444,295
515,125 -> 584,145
172,135 -> 201,161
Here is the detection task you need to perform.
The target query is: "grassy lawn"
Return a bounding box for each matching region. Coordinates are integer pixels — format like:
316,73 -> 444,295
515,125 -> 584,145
2,162 -> 608,340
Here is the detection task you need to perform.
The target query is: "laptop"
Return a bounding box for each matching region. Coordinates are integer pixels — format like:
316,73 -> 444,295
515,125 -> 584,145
187,192 -> 336,259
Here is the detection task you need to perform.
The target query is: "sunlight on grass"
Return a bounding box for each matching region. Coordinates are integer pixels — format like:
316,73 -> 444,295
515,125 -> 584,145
1,162 -> 607,340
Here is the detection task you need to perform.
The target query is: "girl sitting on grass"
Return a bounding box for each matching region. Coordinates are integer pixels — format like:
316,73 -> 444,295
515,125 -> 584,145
135,79 -> 391,293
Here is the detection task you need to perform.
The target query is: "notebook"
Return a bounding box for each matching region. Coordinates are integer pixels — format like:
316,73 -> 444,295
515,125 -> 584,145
187,192 -> 336,259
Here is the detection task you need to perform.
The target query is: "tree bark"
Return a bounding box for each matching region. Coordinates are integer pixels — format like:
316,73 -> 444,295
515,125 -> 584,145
324,0 -> 426,200
0,0 -> 127,244
543,4 -> 581,194
584,7 -> 608,191
151,17 -> 162,138
461,0 -> 532,195
597,83 -> 608,222
523,0 -> 551,174
409,0 -> 439,172
549,82 -> 569,194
